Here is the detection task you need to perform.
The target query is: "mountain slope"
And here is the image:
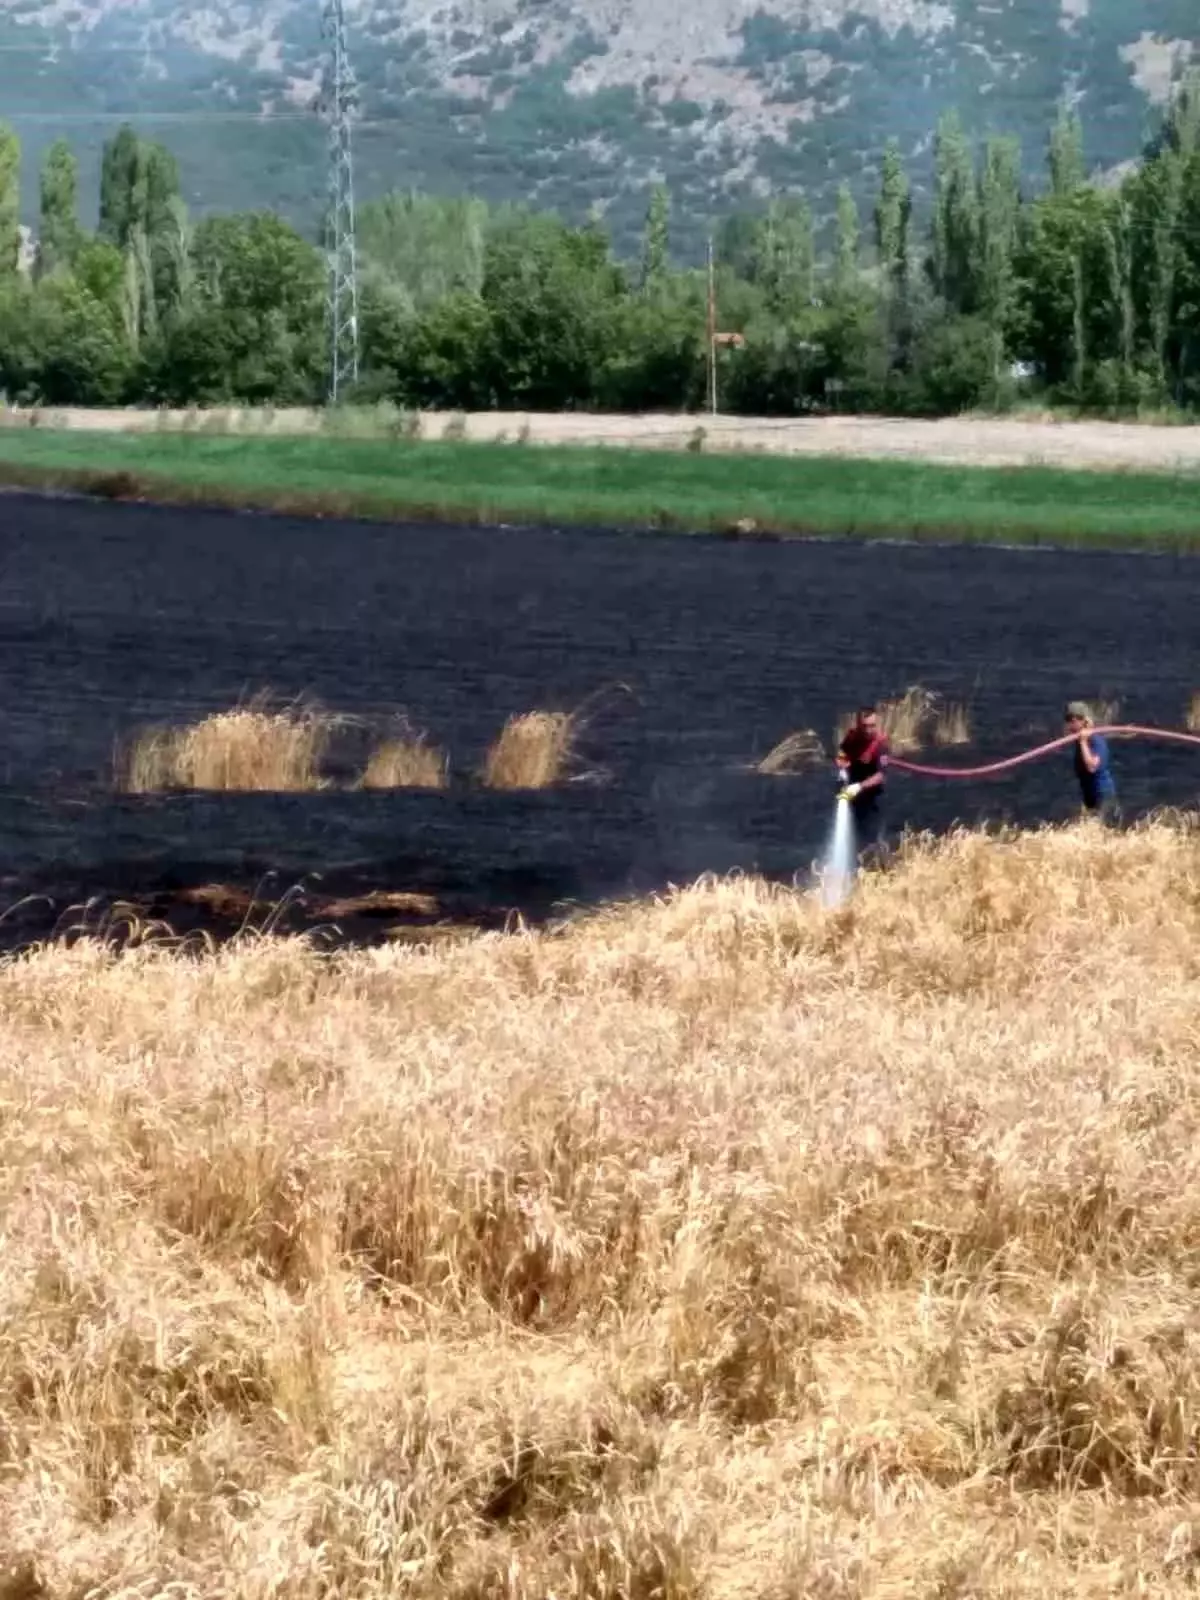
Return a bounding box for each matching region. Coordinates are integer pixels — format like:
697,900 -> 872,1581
2,0 -> 1197,251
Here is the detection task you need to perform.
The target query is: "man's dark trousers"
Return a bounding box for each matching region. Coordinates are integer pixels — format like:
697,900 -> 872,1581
852,790 -> 886,859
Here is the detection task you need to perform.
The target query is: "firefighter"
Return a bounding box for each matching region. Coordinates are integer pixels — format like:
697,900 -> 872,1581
836,704 -> 890,859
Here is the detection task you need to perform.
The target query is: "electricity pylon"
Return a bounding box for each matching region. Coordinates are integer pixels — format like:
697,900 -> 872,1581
321,0 -> 359,402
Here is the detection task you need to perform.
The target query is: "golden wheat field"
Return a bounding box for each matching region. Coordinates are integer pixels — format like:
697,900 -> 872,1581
4,821 -> 1200,1598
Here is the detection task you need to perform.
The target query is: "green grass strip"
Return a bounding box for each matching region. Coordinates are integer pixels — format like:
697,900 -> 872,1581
0,428 -> 1198,549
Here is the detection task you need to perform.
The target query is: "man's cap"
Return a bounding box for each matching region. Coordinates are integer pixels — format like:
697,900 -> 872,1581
1064,700 -> 1091,721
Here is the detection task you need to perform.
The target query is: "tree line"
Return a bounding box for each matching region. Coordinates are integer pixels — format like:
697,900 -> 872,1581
3,76 -> 1200,417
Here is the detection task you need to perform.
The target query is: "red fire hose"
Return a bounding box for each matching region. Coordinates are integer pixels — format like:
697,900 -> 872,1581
888,725 -> 1200,780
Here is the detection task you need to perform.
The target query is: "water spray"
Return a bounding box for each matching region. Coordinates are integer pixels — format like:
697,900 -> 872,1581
817,774 -> 858,909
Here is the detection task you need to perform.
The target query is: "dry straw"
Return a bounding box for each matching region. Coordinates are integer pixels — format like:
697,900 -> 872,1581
834,686 -> 928,756
835,685 -> 936,756
482,708 -> 581,789
361,723 -> 449,789
5,823 -> 1200,1592
931,697 -> 971,747
876,685 -> 937,753
1186,690 -> 1200,733
835,688 -> 972,755
756,728 -> 827,774
123,694 -> 336,792
1089,696 -> 1122,726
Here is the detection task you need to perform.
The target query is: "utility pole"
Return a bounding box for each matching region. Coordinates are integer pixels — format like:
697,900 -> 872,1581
706,236 -> 717,415
705,236 -> 744,418
321,0 -> 359,403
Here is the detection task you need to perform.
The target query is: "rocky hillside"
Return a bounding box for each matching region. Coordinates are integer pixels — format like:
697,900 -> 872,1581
2,0 -> 1196,249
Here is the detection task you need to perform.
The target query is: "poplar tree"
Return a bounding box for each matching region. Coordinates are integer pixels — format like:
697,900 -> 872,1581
640,183 -> 669,291
100,126 -> 184,340
1049,105 -> 1085,196
756,196 -> 814,315
36,140 -> 79,278
978,135 -> 1022,381
833,181 -> 859,297
1070,247 -> 1086,396
1146,75 -> 1200,392
875,140 -> 911,373
875,139 -> 911,296
1048,107 -> 1087,394
98,128 -> 181,258
99,125 -> 142,248
0,123 -> 21,280
163,193 -> 194,315
930,110 -> 979,312
1104,196 -> 1134,387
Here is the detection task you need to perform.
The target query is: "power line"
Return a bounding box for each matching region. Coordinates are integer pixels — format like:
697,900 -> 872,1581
11,87 -> 1200,247
8,112 -> 326,122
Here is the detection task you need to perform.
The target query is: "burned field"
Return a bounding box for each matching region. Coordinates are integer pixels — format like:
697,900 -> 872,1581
0,492 -> 1197,947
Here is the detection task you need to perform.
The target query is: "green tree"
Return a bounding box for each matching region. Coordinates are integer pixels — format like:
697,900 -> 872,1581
929,111 -> 979,313
0,124 -> 21,281
978,135 -> 1022,385
480,213 -> 625,408
832,182 -> 860,299
1048,105 -> 1085,197
875,140 -> 910,293
1172,146 -> 1200,405
149,212 -> 324,403
600,280 -> 705,410
162,195 -> 194,316
99,126 -> 139,247
1015,187 -> 1117,395
11,102 -> 1200,418
1103,195 -> 1135,394
909,313 -> 994,414
36,140 -> 79,279
753,197 -> 814,318
1147,155 -> 1184,394
1142,76 -> 1200,396
99,128 -> 180,247
141,307 -> 240,404
99,126 -> 184,338
386,291 -> 495,410
713,212 -> 760,279
875,140 -> 912,376
190,212 -> 321,320
120,238 -> 142,348
23,276 -> 132,404
357,191 -> 489,311
73,238 -> 126,322
640,183 -> 670,291
815,293 -> 888,412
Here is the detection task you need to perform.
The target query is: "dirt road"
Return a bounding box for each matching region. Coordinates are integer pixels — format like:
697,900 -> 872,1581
6,406 -> 1200,472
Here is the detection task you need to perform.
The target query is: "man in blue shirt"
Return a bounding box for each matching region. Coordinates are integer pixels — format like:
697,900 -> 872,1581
1064,701 -> 1118,823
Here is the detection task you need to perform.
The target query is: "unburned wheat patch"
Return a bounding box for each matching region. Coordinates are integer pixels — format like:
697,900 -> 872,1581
5,823 -> 1200,1595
